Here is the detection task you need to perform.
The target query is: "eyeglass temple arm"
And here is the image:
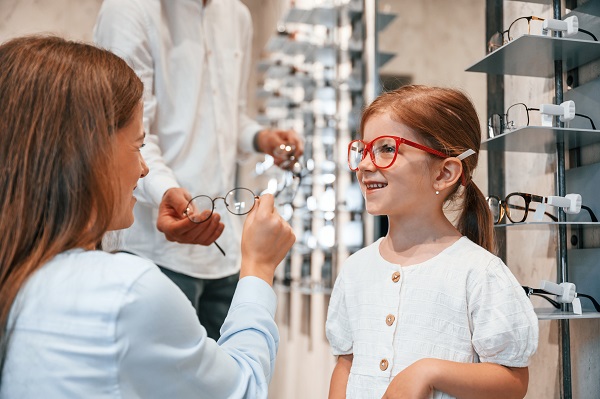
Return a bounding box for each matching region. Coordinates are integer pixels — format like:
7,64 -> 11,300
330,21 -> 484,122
581,205 -> 599,222
522,286 -> 561,309
577,293 -> 600,312
214,241 -> 226,256
578,28 -> 598,41
574,113 -> 597,130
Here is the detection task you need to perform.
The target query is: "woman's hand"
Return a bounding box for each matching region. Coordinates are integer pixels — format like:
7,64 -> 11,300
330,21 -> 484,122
240,194 -> 295,285
382,359 -> 434,399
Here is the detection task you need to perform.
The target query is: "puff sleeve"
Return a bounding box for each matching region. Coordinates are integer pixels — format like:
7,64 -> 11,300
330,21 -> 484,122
468,258 -> 539,367
326,270 -> 353,355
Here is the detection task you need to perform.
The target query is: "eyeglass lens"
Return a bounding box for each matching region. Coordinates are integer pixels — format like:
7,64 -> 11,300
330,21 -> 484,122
349,137 -> 397,170
186,188 -> 256,223
488,103 -> 530,138
504,193 -> 527,223
487,194 -> 528,224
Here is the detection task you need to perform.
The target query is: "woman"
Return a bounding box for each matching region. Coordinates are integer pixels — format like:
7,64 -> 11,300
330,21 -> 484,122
0,35 -> 294,398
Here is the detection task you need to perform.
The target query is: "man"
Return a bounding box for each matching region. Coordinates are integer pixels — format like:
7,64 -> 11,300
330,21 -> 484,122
94,0 -> 302,339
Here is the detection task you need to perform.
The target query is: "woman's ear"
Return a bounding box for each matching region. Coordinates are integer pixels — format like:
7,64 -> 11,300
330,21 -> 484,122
433,157 -> 463,191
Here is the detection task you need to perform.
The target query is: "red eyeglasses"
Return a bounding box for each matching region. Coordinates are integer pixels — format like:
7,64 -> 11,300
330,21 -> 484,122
347,135 -> 448,171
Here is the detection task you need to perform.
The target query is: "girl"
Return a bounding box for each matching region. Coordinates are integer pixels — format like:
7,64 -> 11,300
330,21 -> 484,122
326,85 -> 538,399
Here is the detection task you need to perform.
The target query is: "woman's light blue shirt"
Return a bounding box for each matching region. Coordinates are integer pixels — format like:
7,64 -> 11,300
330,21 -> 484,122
0,249 -> 278,398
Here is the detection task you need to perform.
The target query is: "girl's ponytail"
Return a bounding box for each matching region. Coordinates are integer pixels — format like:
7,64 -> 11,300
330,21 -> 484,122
457,181 -> 496,254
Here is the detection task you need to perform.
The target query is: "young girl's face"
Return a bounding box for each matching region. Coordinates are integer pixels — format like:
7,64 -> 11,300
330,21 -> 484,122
357,112 -> 439,218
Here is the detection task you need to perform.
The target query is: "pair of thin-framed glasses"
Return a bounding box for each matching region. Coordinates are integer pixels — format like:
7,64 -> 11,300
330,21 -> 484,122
184,188 -> 259,256
488,103 -> 597,139
487,15 -> 598,54
184,180 -> 306,256
486,192 -> 598,224
523,286 -> 600,312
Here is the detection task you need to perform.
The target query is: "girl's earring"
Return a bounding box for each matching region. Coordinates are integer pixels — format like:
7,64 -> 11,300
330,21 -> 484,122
435,190 -> 440,195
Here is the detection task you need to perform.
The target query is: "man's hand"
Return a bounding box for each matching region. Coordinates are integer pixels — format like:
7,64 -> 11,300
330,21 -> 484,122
157,187 -> 225,245
255,129 -> 304,168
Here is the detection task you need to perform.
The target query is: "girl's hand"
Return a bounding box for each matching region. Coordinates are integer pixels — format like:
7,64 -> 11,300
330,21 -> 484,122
382,359 -> 434,399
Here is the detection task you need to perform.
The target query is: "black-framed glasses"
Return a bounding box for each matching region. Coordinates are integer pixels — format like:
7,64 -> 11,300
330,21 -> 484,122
523,286 -> 600,312
347,135 -> 448,172
486,192 -> 598,224
184,188 -> 259,256
487,16 -> 598,54
488,16 -> 545,54
488,103 -> 597,138
523,286 -> 561,309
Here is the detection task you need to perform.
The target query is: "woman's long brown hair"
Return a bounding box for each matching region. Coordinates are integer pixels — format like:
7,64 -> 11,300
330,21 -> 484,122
0,36 -> 143,372
360,85 -> 496,254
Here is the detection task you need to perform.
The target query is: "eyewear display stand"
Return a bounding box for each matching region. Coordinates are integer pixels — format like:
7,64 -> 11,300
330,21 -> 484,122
255,0 -> 395,296
473,1 -> 600,398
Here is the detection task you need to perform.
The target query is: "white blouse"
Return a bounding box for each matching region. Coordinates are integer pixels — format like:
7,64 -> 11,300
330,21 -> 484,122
326,237 -> 538,399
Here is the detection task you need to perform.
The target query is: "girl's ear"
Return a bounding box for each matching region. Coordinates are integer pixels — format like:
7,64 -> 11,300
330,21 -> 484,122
433,157 -> 463,191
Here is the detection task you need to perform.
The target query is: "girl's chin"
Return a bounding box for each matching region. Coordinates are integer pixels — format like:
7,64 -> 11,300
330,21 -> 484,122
365,206 -> 386,216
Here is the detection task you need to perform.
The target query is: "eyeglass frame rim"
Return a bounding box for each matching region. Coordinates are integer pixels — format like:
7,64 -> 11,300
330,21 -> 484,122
184,187 -> 259,224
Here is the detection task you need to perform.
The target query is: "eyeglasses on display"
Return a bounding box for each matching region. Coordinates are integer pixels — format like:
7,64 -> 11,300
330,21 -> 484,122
486,192 -> 598,225
184,188 -> 259,256
488,16 -> 545,54
487,15 -> 598,54
347,135 -> 448,171
523,285 -> 600,313
488,103 -> 597,139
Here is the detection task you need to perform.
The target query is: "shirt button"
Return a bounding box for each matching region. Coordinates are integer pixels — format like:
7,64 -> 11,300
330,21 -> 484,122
386,314 -> 395,326
391,271 -> 400,283
380,359 -> 389,371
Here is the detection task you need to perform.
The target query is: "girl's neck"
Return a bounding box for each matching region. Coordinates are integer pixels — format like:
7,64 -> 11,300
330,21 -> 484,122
380,212 -> 461,266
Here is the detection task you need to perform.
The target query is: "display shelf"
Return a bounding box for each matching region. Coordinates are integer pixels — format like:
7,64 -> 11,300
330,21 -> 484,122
482,126 -> 600,153
466,35 -> 600,77
535,308 -> 600,320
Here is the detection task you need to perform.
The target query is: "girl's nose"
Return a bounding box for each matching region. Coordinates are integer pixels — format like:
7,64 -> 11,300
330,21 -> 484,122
357,152 -> 376,172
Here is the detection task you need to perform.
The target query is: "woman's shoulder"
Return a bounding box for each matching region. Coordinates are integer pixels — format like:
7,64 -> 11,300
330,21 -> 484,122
41,249 -> 159,288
